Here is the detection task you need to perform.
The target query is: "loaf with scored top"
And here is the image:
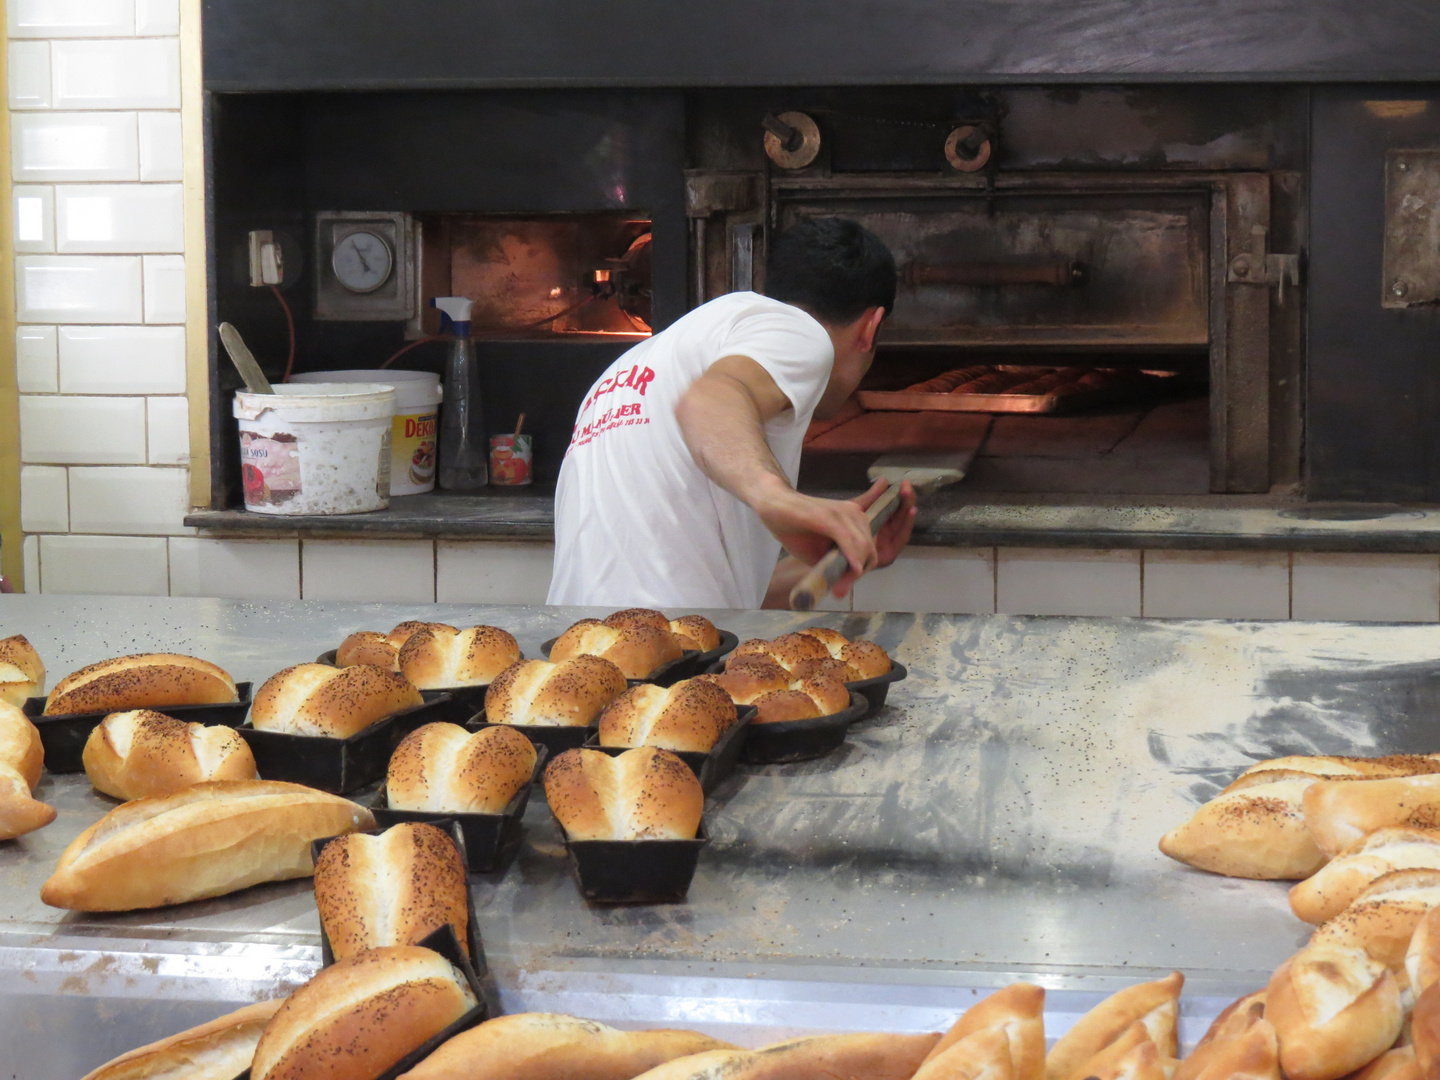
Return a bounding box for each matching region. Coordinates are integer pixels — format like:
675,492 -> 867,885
0,699 -> 53,840
44,653 -> 236,716
697,656 -> 793,705
1290,827 -> 1440,924
913,982 -> 1044,1080
79,998 -> 284,1080
485,657 -> 628,727
1407,904 -> 1440,994
388,722 -> 537,815
749,677 -> 851,724
550,620 -> 683,679
1159,770 -> 1328,880
601,609 -> 722,652
0,699 -> 43,790
1308,866 -> 1440,969
83,709 -> 257,800
399,625 -> 522,688
629,1032 -> 941,1080
795,627 -> 892,680
1304,773 -> 1440,858
1265,942 -> 1402,1080
0,634 -> 44,705
598,679 -> 736,753
1172,989 -> 1268,1080
251,662 -> 422,738
730,630 -> 891,682
336,621 -> 458,670
1044,972 -> 1182,1080
544,746 -> 703,841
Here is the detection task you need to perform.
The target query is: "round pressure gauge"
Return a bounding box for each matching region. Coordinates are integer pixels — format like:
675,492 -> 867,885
331,230 -> 393,293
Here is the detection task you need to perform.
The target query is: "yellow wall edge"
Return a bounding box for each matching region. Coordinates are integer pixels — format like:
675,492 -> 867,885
181,0 -> 211,508
0,9 -> 22,590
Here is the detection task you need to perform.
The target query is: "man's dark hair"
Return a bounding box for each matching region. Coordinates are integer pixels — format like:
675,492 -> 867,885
764,217 -> 897,325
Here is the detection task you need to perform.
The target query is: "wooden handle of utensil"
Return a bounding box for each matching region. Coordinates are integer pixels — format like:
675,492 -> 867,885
788,484 -> 905,611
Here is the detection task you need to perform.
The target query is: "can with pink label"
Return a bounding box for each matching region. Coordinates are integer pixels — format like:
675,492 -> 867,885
489,433 -> 533,486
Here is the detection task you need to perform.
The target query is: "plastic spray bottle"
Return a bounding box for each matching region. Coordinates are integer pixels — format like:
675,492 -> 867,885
431,296 -> 488,490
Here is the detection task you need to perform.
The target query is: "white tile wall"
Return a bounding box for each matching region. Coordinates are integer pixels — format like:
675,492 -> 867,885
1143,550 -> 1292,620
169,538 -> 301,600
435,541 -> 555,604
8,0 -> 134,39
852,546 -> 996,614
19,466 -> 68,532
51,39 -> 180,110
55,183 -> 182,253
133,0 -> 179,36
68,465 -> 190,534
13,184 -> 54,252
141,253 -> 184,322
38,533 -> 168,594
8,41 -> 51,109
12,111 -> 138,181
58,324 -> 184,393
302,540 -> 437,603
22,536 -> 40,594
136,111 -> 180,180
15,325 -> 58,392
1292,553 -> 1440,623
19,394 -> 146,463
16,254 -> 142,322
146,396 -> 189,463
996,547 -> 1143,617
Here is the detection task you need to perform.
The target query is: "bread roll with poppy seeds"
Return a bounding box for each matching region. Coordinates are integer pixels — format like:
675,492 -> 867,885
728,633 -> 831,672
550,620 -> 683,680
336,622 -> 459,670
83,709 -> 257,800
485,657 -> 628,727
1290,827 -> 1440,924
668,615 -> 721,652
1305,774 -> 1440,858
1044,972 -> 1182,1080
251,945 -> 476,1080
751,676 -> 850,725
251,663 -> 422,738
628,1032 -> 941,1080
0,699 -> 43,789
1266,943 -> 1402,1080
45,653 -> 236,716
1232,753 -> 1440,786
1308,867 -> 1440,969
1159,770 -> 1327,879
314,822 -> 470,960
398,625 -> 522,689
388,723 -> 536,815
695,657 -> 792,705
0,634 -> 44,706
598,679 -> 736,753
544,747 -> 702,841
78,998 -> 283,1080
795,628 -> 892,680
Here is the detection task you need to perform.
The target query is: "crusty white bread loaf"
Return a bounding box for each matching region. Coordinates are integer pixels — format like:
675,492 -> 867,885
82,709 -> 257,800
598,679 -> 737,753
336,622 -> 459,670
1265,942 -> 1402,1080
1414,982 -> 1440,1079
795,627 -> 892,680
0,759 -> 55,839
918,982 -> 1044,1079
550,620 -> 684,680
314,822 -> 470,960
397,1012 -> 736,1080
629,1032 -> 941,1080
696,657 -> 794,705
78,998 -> 283,1080
1407,904 -> 1440,993
398,625 -> 522,689
485,657 -> 628,728
252,945 -> 476,1080
910,1027 -> 1019,1080
40,779 -> 374,911
749,676 -> 850,724
544,747 -> 703,841
1082,1038 -> 1174,1080
1043,972 -> 1182,1080
1159,771 -> 1327,879
1353,1046 -> 1421,1080
1290,827 -> 1440,924
45,653 -> 236,716
1308,867 -> 1440,969
1172,989 -> 1267,1080
1231,753 -> 1440,787
1172,1017 -> 1278,1080
251,663 -> 423,738
0,699 -> 43,789
1305,774 -> 1440,858
0,634 -> 44,705
388,723 -> 537,815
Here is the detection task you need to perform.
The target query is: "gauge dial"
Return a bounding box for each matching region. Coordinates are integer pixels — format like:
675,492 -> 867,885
332,230 -> 394,293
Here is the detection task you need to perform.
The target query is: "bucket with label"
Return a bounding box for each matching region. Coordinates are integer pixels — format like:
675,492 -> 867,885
291,370 -> 442,495
233,383 -> 395,515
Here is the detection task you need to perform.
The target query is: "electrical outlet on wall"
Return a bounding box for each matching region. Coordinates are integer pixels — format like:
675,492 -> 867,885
248,230 -> 284,286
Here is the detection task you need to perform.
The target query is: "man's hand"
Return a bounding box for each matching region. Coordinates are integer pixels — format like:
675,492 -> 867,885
751,476 -> 880,581
830,477 -> 917,598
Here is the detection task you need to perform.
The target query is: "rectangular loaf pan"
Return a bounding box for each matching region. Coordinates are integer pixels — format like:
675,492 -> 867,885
584,705 -> 754,794
554,817 -> 709,904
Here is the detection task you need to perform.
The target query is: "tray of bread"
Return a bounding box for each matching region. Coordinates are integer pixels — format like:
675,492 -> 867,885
856,364 -> 1159,414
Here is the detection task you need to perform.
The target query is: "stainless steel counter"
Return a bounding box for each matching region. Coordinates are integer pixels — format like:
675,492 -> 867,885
4,595 -> 1438,1078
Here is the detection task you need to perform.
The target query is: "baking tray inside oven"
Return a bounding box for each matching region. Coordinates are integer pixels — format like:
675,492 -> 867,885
858,365 -> 1167,415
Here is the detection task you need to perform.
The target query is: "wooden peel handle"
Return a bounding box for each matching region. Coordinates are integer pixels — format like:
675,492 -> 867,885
788,484 -> 905,611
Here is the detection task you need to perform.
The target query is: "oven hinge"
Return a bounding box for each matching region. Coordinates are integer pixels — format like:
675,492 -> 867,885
1227,225 -> 1301,306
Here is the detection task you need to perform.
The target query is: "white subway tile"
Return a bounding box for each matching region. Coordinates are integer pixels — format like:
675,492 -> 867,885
38,534 -> 168,595
134,0 -> 179,35
58,324 -> 185,393
9,0 -> 135,38
147,396 -> 189,464
19,394 -> 146,463
1142,550 -> 1291,620
996,547 -> 1143,617
303,540 -> 435,603
851,546 -> 996,614
22,536 -> 40,595
15,325 -> 58,392
55,183 -> 183,253
51,40 -> 180,110
142,253 -> 184,322
169,538 -> 300,600
435,542 -> 554,604
20,466 -> 68,532
12,111 -> 138,181
137,111 -> 181,180
16,254 -> 142,323
13,185 -> 54,253
1292,553 -> 1440,623
9,42 -> 51,109
69,465 -> 190,534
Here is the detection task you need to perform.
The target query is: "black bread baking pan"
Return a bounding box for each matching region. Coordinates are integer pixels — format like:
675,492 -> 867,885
740,691 -> 868,764
467,710 -> 595,758
24,684 -> 254,774
239,693 -> 453,794
369,745 -> 548,873
848,661 -> 908,717
554,818 -> 708,904
584,706 -> 754,795
541,636 -> 696,688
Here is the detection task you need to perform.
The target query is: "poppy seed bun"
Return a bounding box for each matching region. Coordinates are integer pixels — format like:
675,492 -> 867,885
598,679 -> 736,754
45,653 -> 236,717
398,625 -> 522,689
550,622 -> 683,680
336,622 -> 459,670
601,610 -> 721,653
83,709 -> 257,800
544,747 -> 702,841
0,634 -> 45,706
751,676 -> 851,725
484,657 -> 628,728
251,663 -> 422,738
388,723 -> 537,814
729,634 -> 830,672
696,657 -> 792,706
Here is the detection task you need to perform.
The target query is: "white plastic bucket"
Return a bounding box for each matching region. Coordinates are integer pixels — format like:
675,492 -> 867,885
291,370 -> 442,495
233,383 -> 395,515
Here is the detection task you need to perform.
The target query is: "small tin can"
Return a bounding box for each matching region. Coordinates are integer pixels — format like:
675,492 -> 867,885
489,434 -> 533,486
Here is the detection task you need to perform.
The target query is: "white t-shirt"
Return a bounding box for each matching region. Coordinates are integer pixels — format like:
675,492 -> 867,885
547,292 -> 834,609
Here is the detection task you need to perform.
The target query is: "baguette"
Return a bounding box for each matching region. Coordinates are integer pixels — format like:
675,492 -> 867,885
252,945 -> 476,1080
40,779 -> 375,911
1406,904 -> 1440,993
1353,1047 -> 1421,1080
398,1013 -> 736,1080
919,983 -> 1044,1078
909,1027 -> 1018,1080
0,759 -> 55,839
1159,772 -> 1327,879
251,663 -> 423,738
550,620 -> 683,680
544,747 -> 703,841
388,723 -> 537,815
1043,972 -> 1182,1080
1305,773 -> 1440,858
1172,1019 -> 1278,1080
629,1032 -> 941,1080
78,998 -> 283,1080
1308,867 -> 1440,968
1230,753 -> 1440,787
45,653 -> 236,716
0,699 -> 43,788
83,709 -> 257,800
398,625 -> 522,689
1071,1022 -> 1151,1080
485,657 -> 628,728
598,679 -> 737,754
1266,943 -> 1402,1080
1172,989 -> 1266,1080
1289,827 -> 1440,924
0,634 -> 44,705
1084,1039 -> 1173,1080
1414,982 -> 1440,1079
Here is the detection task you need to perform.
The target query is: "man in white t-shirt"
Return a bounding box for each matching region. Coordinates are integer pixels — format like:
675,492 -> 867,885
548,217 -> 916,609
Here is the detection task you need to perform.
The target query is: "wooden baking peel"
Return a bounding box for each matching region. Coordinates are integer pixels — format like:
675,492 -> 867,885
788,449 -> 973,611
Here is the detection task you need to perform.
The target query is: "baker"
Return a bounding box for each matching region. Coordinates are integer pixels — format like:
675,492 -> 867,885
548,217 -> 917,609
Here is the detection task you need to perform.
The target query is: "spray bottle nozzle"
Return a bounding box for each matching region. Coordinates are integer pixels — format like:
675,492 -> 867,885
431,296 -> 475,336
